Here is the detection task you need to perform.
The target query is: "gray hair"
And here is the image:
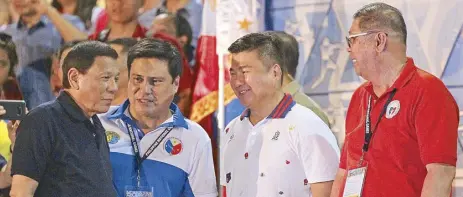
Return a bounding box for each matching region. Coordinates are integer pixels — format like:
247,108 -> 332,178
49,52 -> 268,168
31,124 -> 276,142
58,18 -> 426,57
354,2 -> 407,45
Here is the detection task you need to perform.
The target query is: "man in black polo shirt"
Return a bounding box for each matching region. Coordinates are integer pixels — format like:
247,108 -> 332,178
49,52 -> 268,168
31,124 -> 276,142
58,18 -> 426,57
10,41 -> 120,197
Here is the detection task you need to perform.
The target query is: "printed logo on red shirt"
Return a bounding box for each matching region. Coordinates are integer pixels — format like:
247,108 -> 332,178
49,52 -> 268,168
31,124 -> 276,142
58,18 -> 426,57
386,100 -> 401,119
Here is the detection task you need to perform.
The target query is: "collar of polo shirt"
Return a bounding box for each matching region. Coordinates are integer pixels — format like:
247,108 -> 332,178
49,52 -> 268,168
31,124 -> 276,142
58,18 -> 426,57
107,99 -> 189,130
363,57 -> 416,99
58,91 -> 96,122
239,93 -> 296,121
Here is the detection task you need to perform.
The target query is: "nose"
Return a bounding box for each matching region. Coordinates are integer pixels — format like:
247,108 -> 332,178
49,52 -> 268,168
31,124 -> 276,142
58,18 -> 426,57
140,80 -> 153,95
108,77 -> 118,93
231,73 -> 245,89
347,46 -> 352,53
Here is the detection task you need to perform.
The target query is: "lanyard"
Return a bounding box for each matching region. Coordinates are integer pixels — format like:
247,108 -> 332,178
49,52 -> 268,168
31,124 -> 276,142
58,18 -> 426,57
125,121 -> 173,187
358,89 -> 397,166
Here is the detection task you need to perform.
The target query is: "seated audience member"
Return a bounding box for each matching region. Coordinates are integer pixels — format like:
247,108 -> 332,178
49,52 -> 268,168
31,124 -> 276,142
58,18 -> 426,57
107,38 -> 138,106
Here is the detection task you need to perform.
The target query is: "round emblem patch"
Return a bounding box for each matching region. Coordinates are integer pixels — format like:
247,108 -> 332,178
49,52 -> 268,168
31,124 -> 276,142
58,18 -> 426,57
386,100 -> 400,119
164,137 -> 183,155
106,131 -> 120,144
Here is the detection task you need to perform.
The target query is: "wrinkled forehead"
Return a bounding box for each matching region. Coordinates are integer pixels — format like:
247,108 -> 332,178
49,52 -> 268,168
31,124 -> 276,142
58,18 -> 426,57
349,19 -> 362,34
88,56 -> 119,73
230,50 -> 261,66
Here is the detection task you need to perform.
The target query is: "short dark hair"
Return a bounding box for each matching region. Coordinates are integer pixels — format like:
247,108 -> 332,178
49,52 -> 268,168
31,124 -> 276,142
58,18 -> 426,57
62,41 -> 118,89
353,2 -> 407,45
57,40 -> 84,61
127,38 -> 182,81
266,31 -> 299,78
107,38 -> 138,54
228,33 -> 285,73
0,33 -> 17,77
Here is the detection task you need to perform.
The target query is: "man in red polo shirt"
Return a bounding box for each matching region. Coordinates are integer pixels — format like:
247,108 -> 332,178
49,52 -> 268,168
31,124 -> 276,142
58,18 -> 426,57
330,3 -> 459,197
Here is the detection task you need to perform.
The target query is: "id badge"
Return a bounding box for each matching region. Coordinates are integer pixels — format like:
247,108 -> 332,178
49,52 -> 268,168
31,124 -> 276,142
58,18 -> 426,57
342,166 -> 368,197
125,186 -> 154,197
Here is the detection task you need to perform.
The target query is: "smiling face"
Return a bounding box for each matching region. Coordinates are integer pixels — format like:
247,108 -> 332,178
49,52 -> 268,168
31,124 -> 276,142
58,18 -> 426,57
128,57 -> 178,118
229,50 -> 281,109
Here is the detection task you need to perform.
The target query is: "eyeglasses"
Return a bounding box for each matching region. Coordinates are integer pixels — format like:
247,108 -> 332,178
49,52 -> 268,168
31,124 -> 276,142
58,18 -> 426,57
345,31 -> 387,48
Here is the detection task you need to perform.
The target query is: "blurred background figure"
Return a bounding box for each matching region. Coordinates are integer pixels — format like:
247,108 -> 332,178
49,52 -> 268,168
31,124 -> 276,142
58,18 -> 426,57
51,0 -> 104,34
0,0 -> 85,109
50,40 -> 83,96
107,37 -> 138,106
0,33 -> 24,196
151,13 -> 194,65
0,0 -> 19,26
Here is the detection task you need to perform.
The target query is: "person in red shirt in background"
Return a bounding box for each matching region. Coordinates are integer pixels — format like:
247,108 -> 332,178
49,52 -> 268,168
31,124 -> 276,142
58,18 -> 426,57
330,3 -> 458,197
90,0 -> 194,116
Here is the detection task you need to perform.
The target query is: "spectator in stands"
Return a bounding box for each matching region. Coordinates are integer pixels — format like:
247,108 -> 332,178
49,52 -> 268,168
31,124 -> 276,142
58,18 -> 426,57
0,0 -> 19,26
0,0 -> 10,26
0,33 -> 23,195
267,31 -> 331,127
151,13 -> 194,64
137,0 -> 161,28
155,0 -> 202,46
40,0 -> 194,116
107,38 -> 138,105
94,0 -> 201,46
51,0 -> 104,34
91,0 -> 145,41
0,0 -> 85,109
51,40 -> 83,95
10,41 -> 119,197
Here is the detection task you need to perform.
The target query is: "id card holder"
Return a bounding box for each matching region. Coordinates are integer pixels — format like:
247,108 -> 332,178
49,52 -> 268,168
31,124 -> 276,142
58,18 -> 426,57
125,185 -> 154,197
342,164 -> 368,197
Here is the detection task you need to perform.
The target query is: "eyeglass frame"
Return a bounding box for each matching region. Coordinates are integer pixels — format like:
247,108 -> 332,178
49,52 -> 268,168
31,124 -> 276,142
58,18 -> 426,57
345,31 -> 388,48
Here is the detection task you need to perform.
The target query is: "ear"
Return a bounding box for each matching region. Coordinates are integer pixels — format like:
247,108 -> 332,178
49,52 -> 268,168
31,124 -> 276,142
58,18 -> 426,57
172,76 -> 180,93
375,32 -> 388,52
271,64 -> 283,82
67,68 -> 81,90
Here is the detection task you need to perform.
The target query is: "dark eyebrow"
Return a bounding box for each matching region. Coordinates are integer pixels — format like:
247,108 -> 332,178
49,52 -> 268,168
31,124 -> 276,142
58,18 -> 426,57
147,76 -> 165,80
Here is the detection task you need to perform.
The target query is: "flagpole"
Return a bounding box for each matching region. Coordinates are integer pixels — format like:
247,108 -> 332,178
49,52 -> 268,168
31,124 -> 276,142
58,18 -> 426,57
217,52 -> 225,136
